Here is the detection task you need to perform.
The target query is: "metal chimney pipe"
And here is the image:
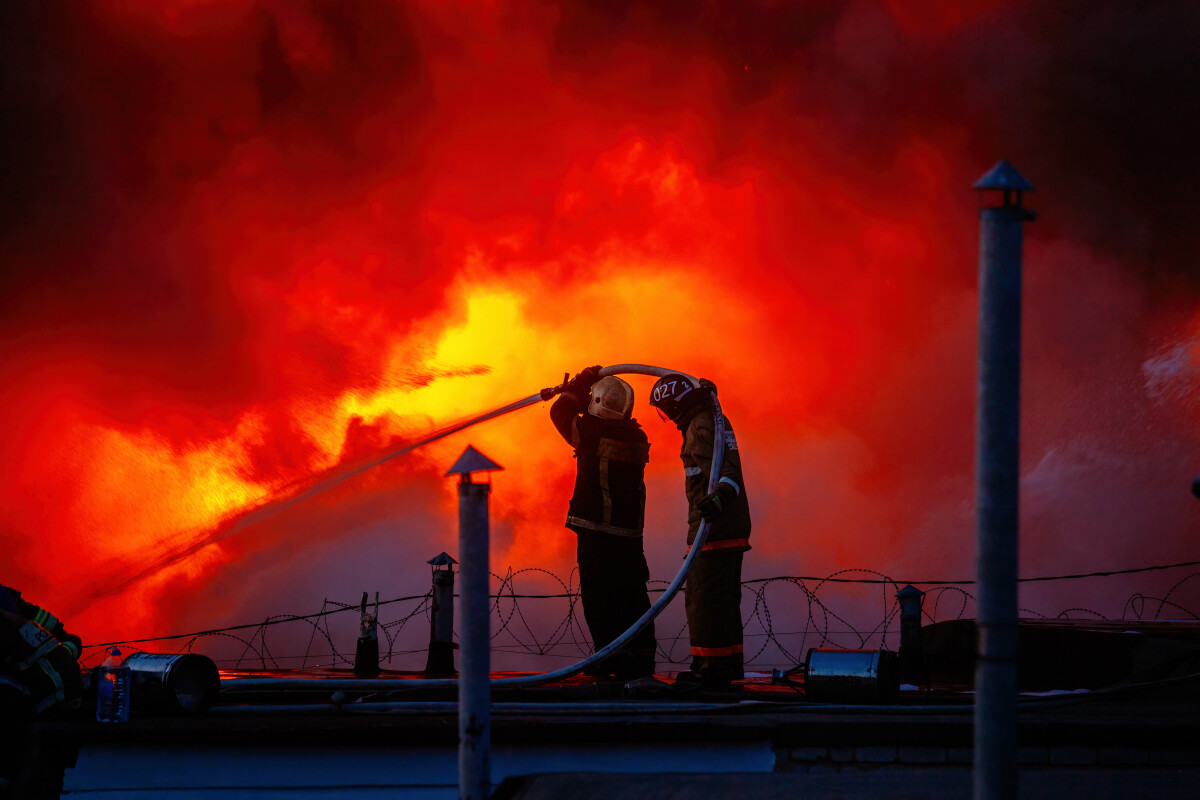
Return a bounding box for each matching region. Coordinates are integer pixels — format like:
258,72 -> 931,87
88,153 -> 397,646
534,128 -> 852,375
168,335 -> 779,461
972,160 -> 1034,800
447,445 -> 503,800
458,477 -> 490,800
353,591 -> 380,677
896,584 -> 926,687
426,552 -> 458,675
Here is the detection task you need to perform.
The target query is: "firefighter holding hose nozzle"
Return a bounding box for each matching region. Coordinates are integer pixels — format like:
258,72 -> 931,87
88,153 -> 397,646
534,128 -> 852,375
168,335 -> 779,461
649,375 -> 752,694
544,366 -> 659,682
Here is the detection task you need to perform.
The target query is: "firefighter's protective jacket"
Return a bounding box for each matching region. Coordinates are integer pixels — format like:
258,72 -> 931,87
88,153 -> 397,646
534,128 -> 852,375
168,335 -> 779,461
1,587 -> 82,659
551,391 -> 650,537
0,586 -> 83,714
677,405 -> 751,552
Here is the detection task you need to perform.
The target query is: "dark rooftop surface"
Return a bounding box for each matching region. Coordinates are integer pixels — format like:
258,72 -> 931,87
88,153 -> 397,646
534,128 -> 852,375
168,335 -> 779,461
19,619 -> 1200,798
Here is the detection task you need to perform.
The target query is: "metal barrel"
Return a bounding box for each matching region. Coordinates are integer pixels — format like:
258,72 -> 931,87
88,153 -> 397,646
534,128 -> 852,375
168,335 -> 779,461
804,648 -> 899,704
124,652 -> 220,715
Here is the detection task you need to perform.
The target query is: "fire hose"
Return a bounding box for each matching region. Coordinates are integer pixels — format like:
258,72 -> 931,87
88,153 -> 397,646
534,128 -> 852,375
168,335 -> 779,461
223,363 -> 725,691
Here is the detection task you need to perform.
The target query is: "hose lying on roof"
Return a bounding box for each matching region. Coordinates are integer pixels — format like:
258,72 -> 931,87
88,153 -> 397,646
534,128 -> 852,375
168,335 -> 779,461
223,364 -> 724,692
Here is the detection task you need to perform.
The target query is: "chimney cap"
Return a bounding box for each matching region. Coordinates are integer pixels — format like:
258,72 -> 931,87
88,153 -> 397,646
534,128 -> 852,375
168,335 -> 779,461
445,444 -> 504,477
973,159 -> 1034,192
428,552 -> 458,566
896,584 -> 926,598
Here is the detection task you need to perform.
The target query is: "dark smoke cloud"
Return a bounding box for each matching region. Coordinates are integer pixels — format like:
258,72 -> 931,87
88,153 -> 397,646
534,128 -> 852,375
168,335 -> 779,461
550,0 -> 1200,288
979,3 -> 1200,285
1,1 -> 435,438
8,0 -> 1197,437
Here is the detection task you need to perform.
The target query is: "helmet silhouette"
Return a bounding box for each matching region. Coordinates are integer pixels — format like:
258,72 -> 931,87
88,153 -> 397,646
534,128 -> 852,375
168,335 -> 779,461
648,373 -> 701,422
588,376 -> 635,420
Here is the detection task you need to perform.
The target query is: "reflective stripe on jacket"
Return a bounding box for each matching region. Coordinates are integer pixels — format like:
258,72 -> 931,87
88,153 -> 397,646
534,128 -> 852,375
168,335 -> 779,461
2,585 -> 84,658
1,610 -> 83,713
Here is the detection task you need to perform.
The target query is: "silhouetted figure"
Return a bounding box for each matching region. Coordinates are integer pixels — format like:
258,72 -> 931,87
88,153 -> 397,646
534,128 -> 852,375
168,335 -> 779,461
548,366 -> 656,680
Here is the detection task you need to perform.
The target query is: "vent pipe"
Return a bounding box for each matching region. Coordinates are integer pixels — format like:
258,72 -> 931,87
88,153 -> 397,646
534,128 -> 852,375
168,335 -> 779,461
447,445 -> 503,800
972,159 -> 1034,800
425,552 -> 457,674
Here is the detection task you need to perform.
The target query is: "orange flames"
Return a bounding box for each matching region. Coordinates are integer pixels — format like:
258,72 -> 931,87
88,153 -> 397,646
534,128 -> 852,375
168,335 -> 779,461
4,1 -> 1200,644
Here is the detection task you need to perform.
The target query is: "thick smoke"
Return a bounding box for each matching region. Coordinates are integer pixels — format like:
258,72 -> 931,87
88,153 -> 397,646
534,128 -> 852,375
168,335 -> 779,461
3,1 -> 1200,654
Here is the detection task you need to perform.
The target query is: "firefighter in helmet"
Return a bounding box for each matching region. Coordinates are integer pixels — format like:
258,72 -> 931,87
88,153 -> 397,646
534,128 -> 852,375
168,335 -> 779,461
1,584 -> 84,798
0,584 -> 83,717
648,374 -> 751,693
546,366 -> 656,680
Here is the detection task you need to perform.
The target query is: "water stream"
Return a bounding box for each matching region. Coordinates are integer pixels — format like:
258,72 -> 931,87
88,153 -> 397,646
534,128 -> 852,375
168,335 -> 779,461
68,394 -> 544,614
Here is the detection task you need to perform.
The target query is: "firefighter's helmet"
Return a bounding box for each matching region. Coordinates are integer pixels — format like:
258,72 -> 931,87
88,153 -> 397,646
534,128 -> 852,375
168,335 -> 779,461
588,376 -> 635,420
648,373 -> 701,422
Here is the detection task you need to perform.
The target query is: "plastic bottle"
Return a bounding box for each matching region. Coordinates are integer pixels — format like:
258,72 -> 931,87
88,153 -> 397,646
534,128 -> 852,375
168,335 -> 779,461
96,647 -> 131,723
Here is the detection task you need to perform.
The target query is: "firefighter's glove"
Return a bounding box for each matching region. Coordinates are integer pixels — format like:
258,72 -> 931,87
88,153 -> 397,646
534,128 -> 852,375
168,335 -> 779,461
565,365 -> 602,397
61,633 -> 83,660
698,483 -> 738,521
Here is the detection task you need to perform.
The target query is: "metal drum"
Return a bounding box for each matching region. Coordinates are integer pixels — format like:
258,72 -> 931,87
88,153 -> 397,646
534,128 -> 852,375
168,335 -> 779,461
125,652 -> 220,715
804,648 -> 899,704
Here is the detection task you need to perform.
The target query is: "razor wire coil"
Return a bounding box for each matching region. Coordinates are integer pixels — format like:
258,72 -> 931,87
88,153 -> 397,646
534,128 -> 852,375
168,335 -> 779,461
80,563 -> 1200,672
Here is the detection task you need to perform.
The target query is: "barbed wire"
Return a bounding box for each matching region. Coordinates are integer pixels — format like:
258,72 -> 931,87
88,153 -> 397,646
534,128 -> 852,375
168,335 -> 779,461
79,562 -> 1200,672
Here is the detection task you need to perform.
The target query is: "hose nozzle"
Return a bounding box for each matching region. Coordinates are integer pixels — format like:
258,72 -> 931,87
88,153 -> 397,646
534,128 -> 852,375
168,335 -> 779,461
539,372 -> 571,402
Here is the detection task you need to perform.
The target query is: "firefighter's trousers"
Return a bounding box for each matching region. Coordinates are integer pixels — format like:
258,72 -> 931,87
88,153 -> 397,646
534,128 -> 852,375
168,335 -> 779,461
575,529 -> 657,677
684,550 -> 744,681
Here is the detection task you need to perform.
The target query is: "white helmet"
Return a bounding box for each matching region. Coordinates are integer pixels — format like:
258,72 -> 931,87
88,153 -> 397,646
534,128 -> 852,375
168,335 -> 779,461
588,376 -> 635,420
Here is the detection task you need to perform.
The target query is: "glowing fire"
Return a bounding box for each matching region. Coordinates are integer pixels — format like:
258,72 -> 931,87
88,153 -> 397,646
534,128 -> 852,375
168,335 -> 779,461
5,1 -> 1200,645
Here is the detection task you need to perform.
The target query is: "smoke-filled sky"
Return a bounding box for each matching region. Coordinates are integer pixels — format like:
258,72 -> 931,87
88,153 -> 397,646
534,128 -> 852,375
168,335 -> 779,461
3,0 -> 1200,649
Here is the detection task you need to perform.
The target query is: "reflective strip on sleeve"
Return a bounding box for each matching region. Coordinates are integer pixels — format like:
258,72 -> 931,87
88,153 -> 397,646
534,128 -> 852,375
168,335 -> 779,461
16,637 -> 57,670
566,516 -> 644,537
685,538 -> 750,554
36,658 -> 66,703
690,644 -> 743,657
683,466 -> 702,477
34,608 -> 59,630
718,477 -> 741,496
